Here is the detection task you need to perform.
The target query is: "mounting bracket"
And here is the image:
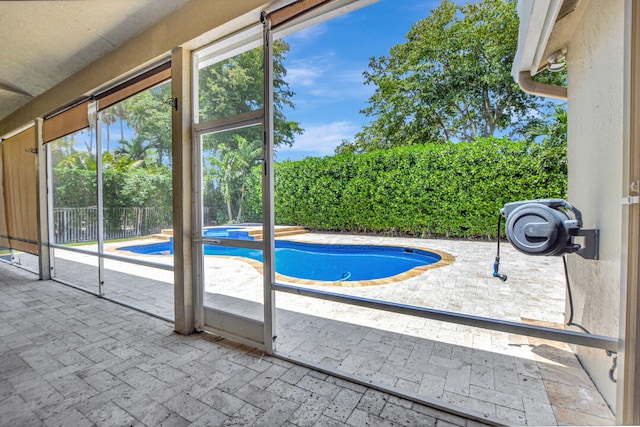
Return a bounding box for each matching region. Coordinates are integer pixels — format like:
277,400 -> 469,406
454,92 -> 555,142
575,229 -> 599,260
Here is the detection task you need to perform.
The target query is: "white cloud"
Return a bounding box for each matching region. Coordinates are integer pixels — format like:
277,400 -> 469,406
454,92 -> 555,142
285,53 -> 335,87
286,58 -> 372,106
286,65 -> 322,87
285,22 -> 329,44
340,68 -> 368,85
278,121 -> 360,159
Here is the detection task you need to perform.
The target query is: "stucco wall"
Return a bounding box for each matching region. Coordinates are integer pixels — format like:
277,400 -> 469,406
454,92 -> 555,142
566,0 -> 624,409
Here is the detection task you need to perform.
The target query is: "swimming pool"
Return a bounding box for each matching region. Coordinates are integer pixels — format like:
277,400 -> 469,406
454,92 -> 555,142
118,238 -> 443,282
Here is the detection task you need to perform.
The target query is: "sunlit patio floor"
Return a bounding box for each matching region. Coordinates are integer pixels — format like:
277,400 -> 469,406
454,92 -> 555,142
21,232 -> 617,425
0,263 -> 496,427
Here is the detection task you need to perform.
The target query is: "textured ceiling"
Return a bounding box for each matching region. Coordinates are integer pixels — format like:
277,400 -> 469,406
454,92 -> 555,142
0,0 -> 191,121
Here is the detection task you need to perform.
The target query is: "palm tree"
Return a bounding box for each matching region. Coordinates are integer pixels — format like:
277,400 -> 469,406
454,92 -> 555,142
523,105 -> 567,146
114,137 -> 152,163
56,151 -> 97,170
101,151 -> 144,172
101,110 -> 117,152
51,135 -> 77,166
234,136 -> 262,221
112,103 -> 127,142
209,135 -> 261,222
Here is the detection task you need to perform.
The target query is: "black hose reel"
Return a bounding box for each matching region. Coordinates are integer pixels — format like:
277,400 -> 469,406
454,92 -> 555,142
493,199 -> 599,281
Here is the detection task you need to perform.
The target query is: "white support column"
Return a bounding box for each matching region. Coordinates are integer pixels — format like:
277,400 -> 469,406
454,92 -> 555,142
172,47 -> 196,335
35,118 -> 51,280
262,15 -> 276,354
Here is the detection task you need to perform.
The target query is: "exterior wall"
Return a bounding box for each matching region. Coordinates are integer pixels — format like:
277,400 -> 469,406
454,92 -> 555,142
566,0 -> 625,409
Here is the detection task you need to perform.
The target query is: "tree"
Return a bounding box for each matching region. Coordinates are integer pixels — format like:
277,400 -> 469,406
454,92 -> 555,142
51,134 -> 79,166
113,137 -> 154,165
112,103 -> 127,143
121,81 -> 173,167
208,136 -> 261,222
198,40 -> 302,150
341,0 -> 564,154
523,104 -> 567,176
198,41 -> 301,223
523,104 -> 567,147
101,109 -> 116,152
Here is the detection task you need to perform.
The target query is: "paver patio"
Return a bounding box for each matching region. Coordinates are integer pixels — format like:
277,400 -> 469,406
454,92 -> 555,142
0,261 -> 496,426
3,232 -> 617,425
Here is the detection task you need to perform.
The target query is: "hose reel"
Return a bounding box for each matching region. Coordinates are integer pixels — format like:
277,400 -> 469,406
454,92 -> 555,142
493,200 -> 615,381
501,199 -> 598,259
493,199 -> 599,282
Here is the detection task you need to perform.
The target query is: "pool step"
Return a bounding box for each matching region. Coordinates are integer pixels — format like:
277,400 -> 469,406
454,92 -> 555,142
154,226 -> 307,240
150,229 -> 174,239
250,226 -> 307,240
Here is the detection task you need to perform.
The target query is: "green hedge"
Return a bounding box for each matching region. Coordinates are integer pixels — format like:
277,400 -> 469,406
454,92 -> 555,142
52,167 -> 173,212
244,137 -> 566,238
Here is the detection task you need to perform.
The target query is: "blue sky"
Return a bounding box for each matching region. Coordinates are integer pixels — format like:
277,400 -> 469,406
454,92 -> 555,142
93,0 -> 445,162
276,0 -> 442,161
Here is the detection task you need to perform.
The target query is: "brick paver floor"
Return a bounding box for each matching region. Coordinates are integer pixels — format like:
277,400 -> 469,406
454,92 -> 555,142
0,262 -> 497,427
4,233 -> 618,425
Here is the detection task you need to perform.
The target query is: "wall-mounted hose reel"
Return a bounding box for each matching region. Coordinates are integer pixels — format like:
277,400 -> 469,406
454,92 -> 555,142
493,199 -> 599,282
493,200 -> 617,383
502,199 -> 599,259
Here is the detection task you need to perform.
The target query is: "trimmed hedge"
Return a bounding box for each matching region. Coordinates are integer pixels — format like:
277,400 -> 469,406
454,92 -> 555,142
52,167 -> 173,212
244,137 -> 566,238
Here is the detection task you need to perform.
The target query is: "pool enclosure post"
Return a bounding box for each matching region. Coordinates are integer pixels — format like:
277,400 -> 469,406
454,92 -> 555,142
35,118 -> 52,280
190,50 -> 204,333
262,15 -> 277,354
92,102 -> 105,297
172,46 -> 196,335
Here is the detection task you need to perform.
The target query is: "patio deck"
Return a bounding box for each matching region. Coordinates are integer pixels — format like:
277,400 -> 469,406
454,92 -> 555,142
0,263 -> 494,427
6,233 -> 617,425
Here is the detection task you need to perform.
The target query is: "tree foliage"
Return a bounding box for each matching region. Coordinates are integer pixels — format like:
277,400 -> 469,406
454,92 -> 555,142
340,0 -> 564,154
50,81 -> 175,238
198,40 -> 302,149
197,41 -> 301,223
208,136 -> 261,222
52,167 -> 172,210
523,104 -> 567,147
52,41 -> 302,229
119,82 -> 172,167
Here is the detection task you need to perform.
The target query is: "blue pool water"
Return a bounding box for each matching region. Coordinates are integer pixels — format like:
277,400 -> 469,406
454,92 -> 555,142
118,238 -> 441,282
